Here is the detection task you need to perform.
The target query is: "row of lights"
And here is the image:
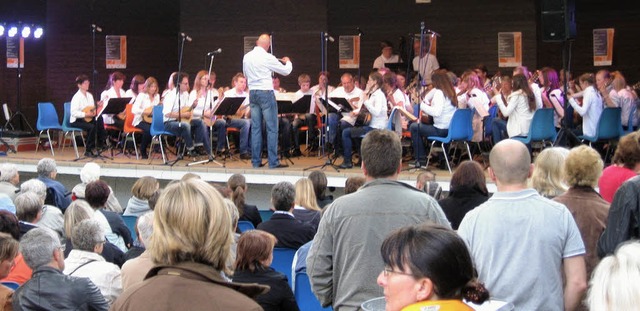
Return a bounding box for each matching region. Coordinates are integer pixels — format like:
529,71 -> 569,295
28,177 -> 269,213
0,24 -> 44,39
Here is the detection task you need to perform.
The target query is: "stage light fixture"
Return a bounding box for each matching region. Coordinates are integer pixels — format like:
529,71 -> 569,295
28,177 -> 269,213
8,26 -> 17,38
0,25 -> 4,37
21,26 -> 30,38
34,27 -> 43,39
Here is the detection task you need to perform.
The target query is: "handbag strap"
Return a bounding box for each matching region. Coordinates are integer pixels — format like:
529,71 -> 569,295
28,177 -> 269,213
68,259 -> 97,276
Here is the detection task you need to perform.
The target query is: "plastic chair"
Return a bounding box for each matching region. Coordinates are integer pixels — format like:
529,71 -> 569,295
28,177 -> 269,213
149,105 -> 177,164
1,281 -> 19,290
122,104 -> 144,159
259,210 -> 274,222
122,215 -> 138,243
237,220 -> 255,233
35,102 -> 63,156
60,102 -> 85,159
295,272 -> 333,311
512,108 -> 556,148
579,107 -> 622,144
426,109 -> 473,173
271,248 -> 297,288
624,104 -> 638,135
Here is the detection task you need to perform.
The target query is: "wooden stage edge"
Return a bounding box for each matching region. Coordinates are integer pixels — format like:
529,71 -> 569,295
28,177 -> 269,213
1,148 -> 497,192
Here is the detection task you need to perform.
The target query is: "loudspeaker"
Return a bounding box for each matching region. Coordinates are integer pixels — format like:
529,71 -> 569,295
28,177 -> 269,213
541,0 -> 576,42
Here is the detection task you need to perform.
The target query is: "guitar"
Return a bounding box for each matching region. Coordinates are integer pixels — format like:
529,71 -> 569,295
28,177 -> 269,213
83,106 -> 96,122
142,106 -> 154,123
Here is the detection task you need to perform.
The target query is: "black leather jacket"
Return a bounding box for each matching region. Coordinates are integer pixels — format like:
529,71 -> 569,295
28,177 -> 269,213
597,175 -> 640,258
13,266 -> 109,311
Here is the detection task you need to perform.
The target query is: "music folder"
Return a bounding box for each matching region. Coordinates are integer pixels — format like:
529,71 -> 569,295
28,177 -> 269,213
214,97 -> 246,116
319,97 -> 353,114
277,95 -> 312,114
99,97 -> 132,116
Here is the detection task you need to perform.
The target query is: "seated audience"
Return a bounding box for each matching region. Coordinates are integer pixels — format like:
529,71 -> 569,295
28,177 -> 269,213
378,224 -> 489,311
257,182 -> 315,250
293,178 -> 321,230
0,163 -> 19,201
223,199 -> 241,274
415,171 -> 442,200
20,179 -> 64,240
63,219 -> 122,305
71,162 -> 122,213
597,174 -> 640,257
531,147 -> 569,199
438,161 -> 489,230
111,179 -> 267,311
598,131 -> 640,203
308,170 -> 333,209
13,228 -> 109,310
121,212 -> 154,290
0,232 -> 18,310
86,181 -> 132,252
227,174 -> 262,228
14,192 -> 42,237
344,176 -> 366,194
588,241 -> 640,311
123,176 -> 159,217
0,195 -> 14,215
0,211 -> 30,285
36,158 -> 71,211
232,230 -> 299,311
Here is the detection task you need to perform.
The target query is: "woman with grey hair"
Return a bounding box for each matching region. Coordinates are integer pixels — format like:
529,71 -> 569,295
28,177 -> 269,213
15,192 -> 43,236
20,178 -> 65,240
36,158 -> 71,210
0,163 -> 19,201
63,219 -> 123,305
71,162 -> 123,213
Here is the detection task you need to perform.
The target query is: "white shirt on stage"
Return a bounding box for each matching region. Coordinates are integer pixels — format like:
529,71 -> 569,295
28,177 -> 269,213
294,89 -> 315,114
329,86 -> 364,126
131,93 -> 159,127
373,54 -> 401,69
162,90 -> 190,122
100,87 -> 124,125
243,46 -> 292,90
412,53 -> 439,85
188,89 -> 218,119
70,90 -> 95,123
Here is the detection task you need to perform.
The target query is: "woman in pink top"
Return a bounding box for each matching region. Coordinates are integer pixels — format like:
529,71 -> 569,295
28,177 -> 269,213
598,131 -> 640,202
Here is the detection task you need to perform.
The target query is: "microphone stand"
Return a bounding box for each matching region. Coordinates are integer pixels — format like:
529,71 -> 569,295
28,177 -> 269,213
166,34 -> 188,166
304,32 -> 340,172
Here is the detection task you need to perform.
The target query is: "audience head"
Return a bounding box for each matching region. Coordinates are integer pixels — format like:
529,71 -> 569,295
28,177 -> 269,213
308,170 -> 328,201
36,158 -> 57,179
489,139 -> 532,187
416,171 -> 436,190
222,199 -> 239,231
0,210 -> 20,240
85,180 -> 110,209
361,129 -> 402,179
227,173 -> 247,217
20,179 -> 48,202
294,178 -> 320,211
378,224 -> 489,311
63,200 -> 93,238
564,145 -> 603,188
531,147 -> 569,198
612,131 -> 640,171
0,232 -> 18,279
344,176 -> 366,195
150,179 -> 232,273
0,163 -> 19,185
234,230 -> 277,272
450,161 -> 488,195
20,227 -> 65,270
147,190 -> 161,211
271,182 -> 295,212
136,212 -> 154,247
71,219 -> 105,254
79,162 -> 101,184
131,176 -> 159,201
15,192 -> 43,224
588,241 -> 640,311
181,173 -> 200,181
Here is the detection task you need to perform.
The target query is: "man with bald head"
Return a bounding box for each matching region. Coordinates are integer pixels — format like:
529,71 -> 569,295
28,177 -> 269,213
243,34 -> 293,168
458,139 -> 587,311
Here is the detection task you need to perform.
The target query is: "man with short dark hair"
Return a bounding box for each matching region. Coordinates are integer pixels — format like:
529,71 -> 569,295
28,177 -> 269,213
36,158 -> 71,211
458,139 -> 587,310
13,228 -> 109,310
307,129 -> 449,310
257,182 -> 315,249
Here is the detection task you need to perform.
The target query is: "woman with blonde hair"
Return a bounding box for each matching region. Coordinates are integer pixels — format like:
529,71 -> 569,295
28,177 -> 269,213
588,241 -> 640,311
227,174 -> 261,228
0,232 -> 19,310
132,77 -> 161,159
531,147 -> 569,198
112,179 -> 267,311
123,176 -> 159,217
293,178 -> 321,230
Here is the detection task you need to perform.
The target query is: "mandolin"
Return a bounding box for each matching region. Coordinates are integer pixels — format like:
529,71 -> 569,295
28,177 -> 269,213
142,106 -> 154,123
83,106 -> 96,122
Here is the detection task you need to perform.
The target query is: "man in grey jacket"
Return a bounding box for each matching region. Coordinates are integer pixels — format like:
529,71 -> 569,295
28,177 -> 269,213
307,129 -> 450,310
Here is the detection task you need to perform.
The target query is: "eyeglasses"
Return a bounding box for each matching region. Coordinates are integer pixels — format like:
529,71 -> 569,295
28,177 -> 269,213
382,267 -> 414,278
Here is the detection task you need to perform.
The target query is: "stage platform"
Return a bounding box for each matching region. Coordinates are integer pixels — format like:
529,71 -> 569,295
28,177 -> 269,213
2,145 -> 497,192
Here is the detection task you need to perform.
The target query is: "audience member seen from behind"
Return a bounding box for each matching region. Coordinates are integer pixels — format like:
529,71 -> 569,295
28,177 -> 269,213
257,182 -> 315,250
597,175 -> 640,257
13,228 -> 108,310
120,212 -> 154,290
36,158 -> 72,211
588,241 -> 640,311
377,224 -> 489,311
227,174 -> 262,228
0,163 -> 19,201
531,147 -> 569,199
63,219 -> 122,305
123,176 -> 159,217
86,180 -> 132,252
111,179 -> 267,311
293,178 -> 321,230
0,232 -> 19,310
232,230 -> 299,311
553,145 -> 609,292
308,170 -> 333,209
15,192 -> 43,237
20,178 -> 65,241
438,161 -> 489,230
0,211 -> 30,285
71,162 -> 123,213
598,131 -> 640,203
344,176 -> 366,195
415,171 -> 442,200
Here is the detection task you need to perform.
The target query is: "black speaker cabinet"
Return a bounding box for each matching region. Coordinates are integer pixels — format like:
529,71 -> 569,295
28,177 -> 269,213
541,0 -> 577,42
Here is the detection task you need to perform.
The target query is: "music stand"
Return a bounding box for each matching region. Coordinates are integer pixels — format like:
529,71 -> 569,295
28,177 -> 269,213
213,97 -> 246,162
74,97 -> 130,162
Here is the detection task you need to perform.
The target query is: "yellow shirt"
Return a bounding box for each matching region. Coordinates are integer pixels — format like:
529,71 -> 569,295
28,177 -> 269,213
402,299 -> 473,311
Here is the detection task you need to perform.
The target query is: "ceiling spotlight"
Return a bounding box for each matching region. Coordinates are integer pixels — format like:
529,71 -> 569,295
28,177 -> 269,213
21,26 -> 31,38
0,25 -> 4,37
8,26 -> 17,38
34,27 -> 43,39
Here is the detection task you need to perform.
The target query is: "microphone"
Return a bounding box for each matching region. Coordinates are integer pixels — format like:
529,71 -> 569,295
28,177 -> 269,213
324,33 -> 335,42
91,24 -> 102,32
207,48 -> 222,56
356,27 -> 364,36
180,32 -> 192,42
427,29 -> 441,37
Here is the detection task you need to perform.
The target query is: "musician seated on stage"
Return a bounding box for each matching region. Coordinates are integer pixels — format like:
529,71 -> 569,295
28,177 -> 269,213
291,74 -> 317,157
205,73 -> 251,159
327,73 -> 364,155
187,70 -> 217,157
373,40 -> 401,70
310,72 -> 335,147
383,71 -> 413,131
339,72 -> 388,169
70,74 -> 107,157
131,77 -> 160,159
100,71 -> 127,134
162,72 -> 214,161
457,70 -> 490,143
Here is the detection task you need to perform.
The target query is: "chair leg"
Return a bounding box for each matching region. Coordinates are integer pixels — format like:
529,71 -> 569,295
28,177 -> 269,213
46,129 -> 55,156
442,143 -> 452,173
132,134 -> 139,160
159,135 -> 167,164
465,142 -> 472,161
425,140 -> 436,168
35,130 -> 43,153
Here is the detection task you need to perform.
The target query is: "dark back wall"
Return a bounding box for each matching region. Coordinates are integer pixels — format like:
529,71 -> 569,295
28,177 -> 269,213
1,0 -> 638,129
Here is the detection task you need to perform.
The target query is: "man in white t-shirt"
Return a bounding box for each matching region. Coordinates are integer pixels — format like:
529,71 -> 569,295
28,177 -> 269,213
327,73 -> 363,154
411,40 -> 439,85
372,41 -> 401,69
